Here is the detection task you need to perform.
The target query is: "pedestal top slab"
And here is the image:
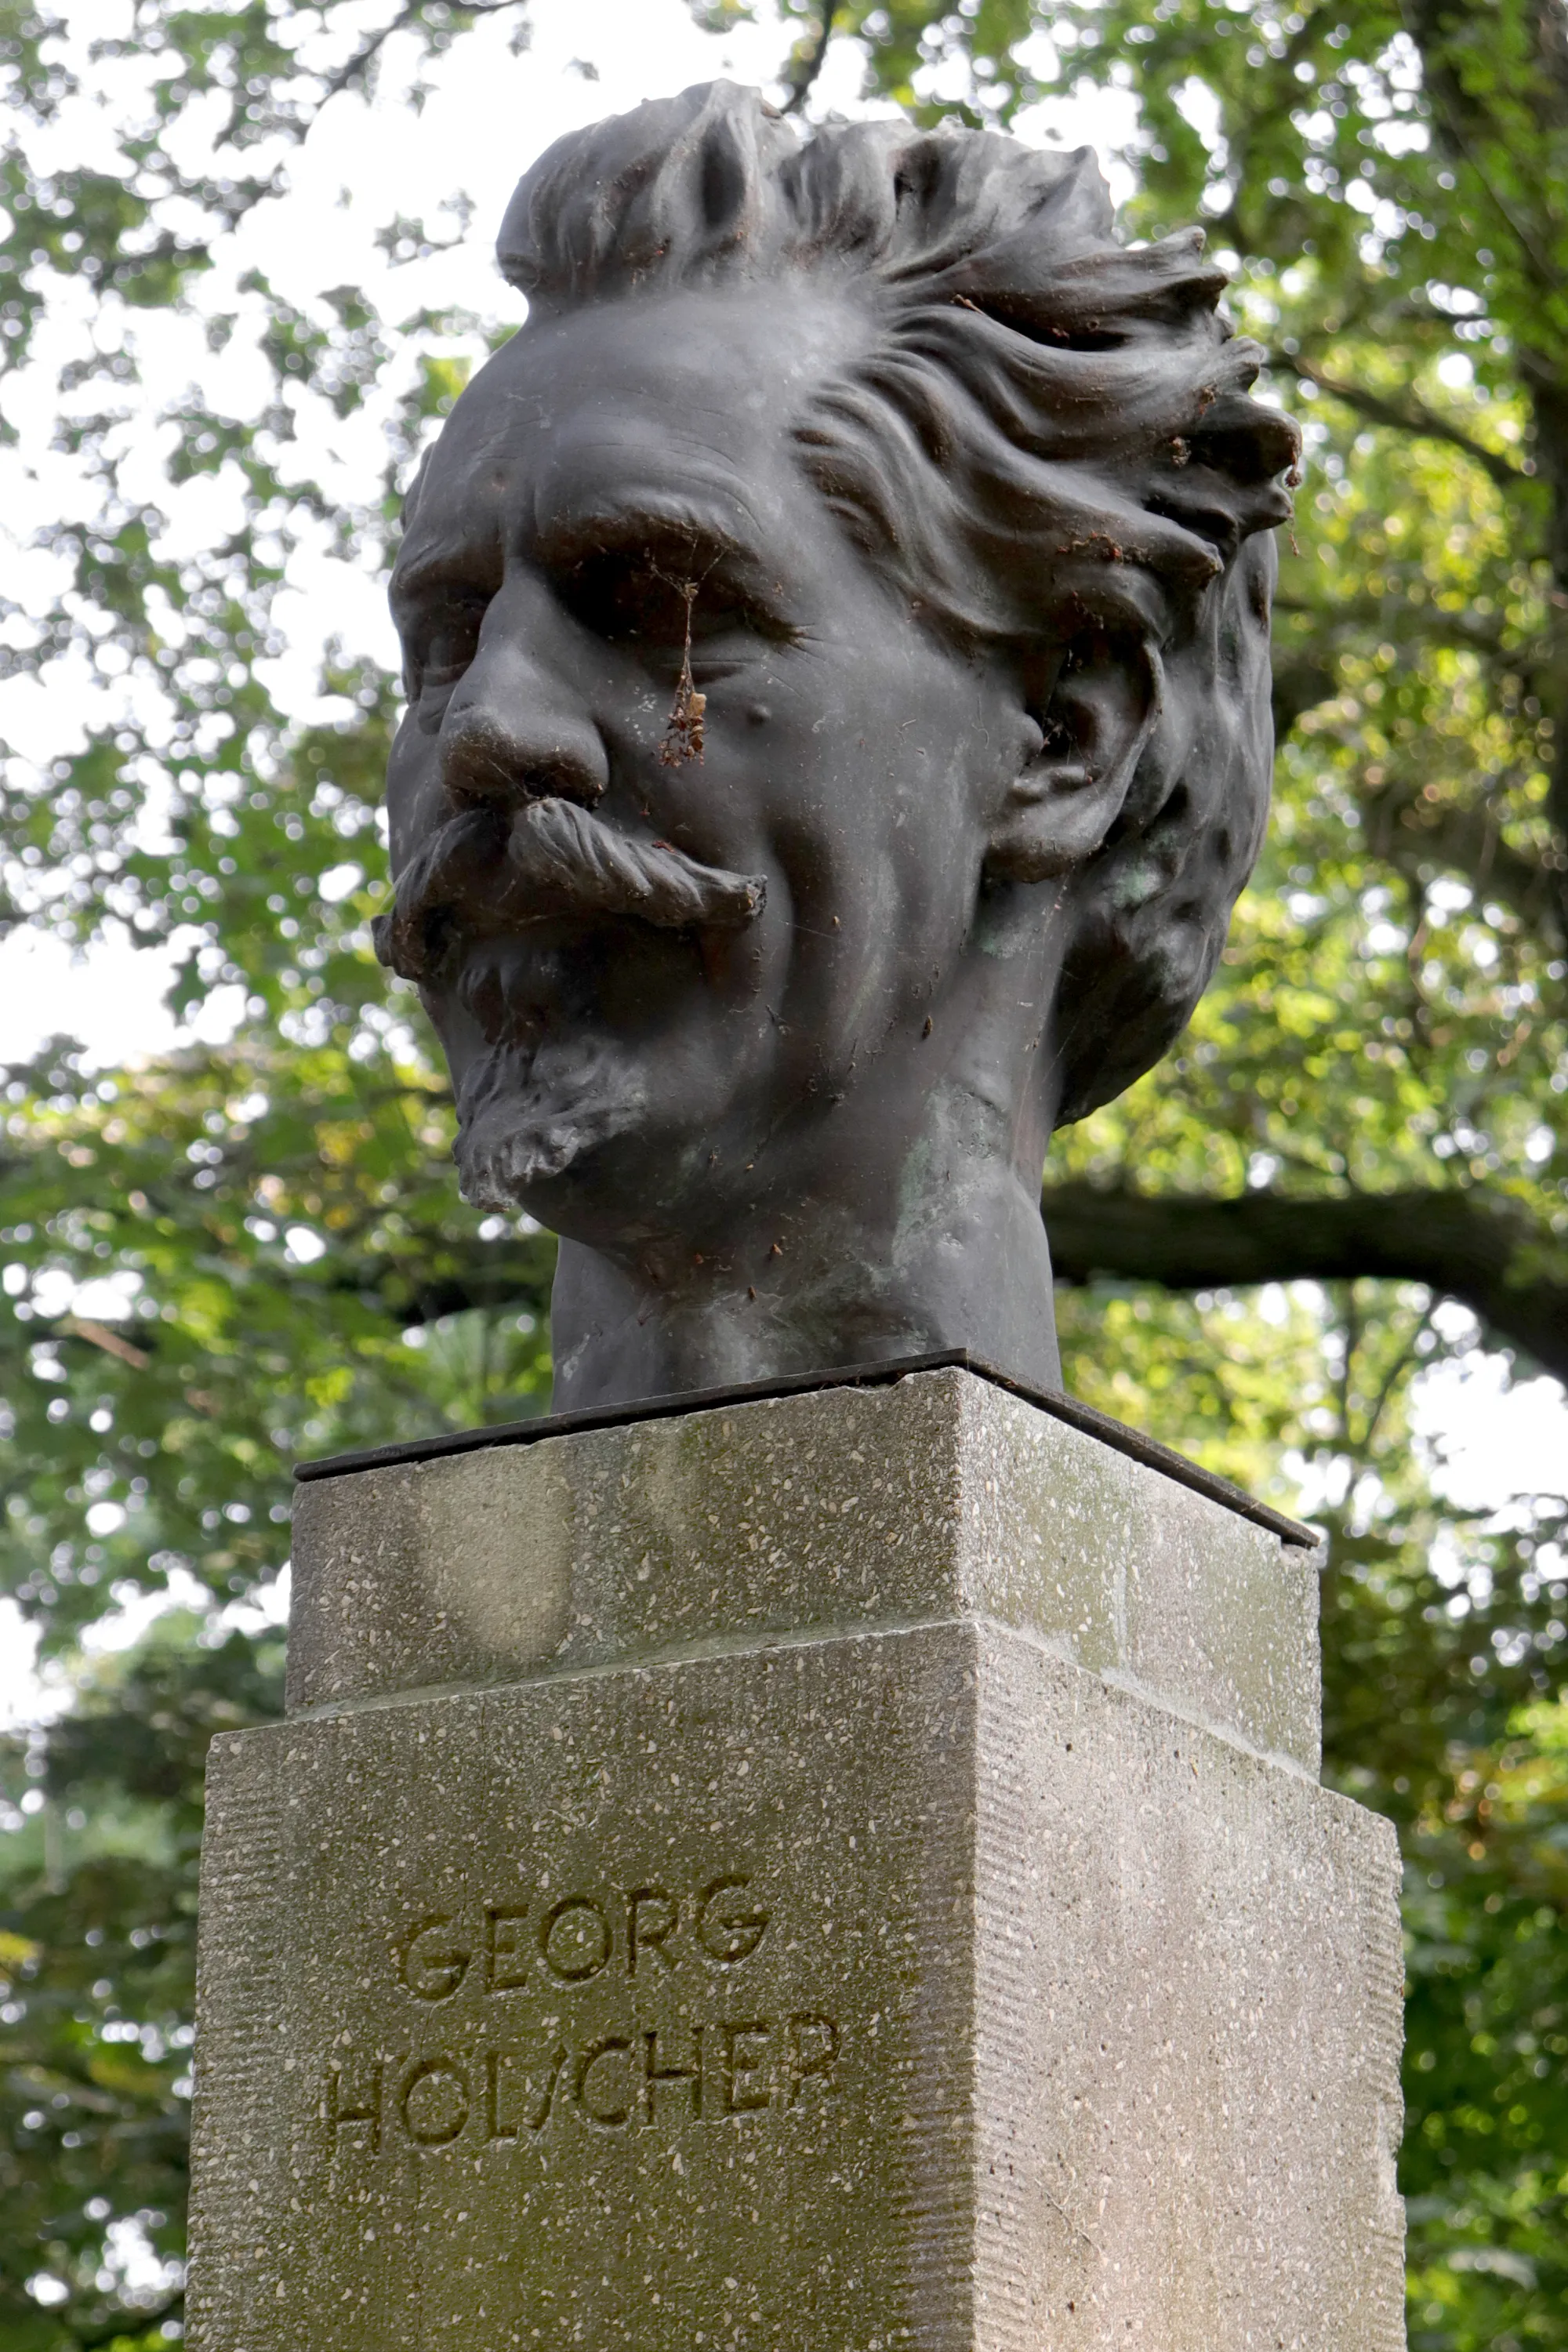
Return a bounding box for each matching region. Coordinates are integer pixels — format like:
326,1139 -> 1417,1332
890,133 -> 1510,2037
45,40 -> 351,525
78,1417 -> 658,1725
289,1367 -> 1321,1771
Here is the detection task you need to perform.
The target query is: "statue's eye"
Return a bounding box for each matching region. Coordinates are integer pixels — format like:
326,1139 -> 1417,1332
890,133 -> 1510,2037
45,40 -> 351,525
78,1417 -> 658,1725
562,555 -> 704,647
405,588 -> 492,709
560,551 -> 785,654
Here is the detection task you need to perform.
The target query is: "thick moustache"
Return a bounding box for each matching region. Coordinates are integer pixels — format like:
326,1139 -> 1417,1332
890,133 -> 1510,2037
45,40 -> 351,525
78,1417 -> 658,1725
373,797 -> 768,985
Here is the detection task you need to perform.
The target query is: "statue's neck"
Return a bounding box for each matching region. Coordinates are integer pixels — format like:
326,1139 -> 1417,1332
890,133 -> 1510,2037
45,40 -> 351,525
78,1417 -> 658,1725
547,1137 -> 1061,1413
546,885 -> 1069,1413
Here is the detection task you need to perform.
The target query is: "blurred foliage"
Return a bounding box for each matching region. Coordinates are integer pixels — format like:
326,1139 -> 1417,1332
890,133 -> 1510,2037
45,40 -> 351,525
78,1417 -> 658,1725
0,1 -> 1566,2346
0,1621 -> 281,2351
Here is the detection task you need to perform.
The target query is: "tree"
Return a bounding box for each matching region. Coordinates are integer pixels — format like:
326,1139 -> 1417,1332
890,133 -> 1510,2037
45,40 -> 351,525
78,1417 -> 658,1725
1,2 -> 1565,2345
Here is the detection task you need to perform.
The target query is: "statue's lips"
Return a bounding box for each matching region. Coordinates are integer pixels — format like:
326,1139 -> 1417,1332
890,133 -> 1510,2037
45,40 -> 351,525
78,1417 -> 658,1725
372,797 -> 767,986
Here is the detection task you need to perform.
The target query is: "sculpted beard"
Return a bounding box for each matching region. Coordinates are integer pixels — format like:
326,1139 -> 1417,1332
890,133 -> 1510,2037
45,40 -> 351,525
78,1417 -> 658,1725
374,793 -> 767,1205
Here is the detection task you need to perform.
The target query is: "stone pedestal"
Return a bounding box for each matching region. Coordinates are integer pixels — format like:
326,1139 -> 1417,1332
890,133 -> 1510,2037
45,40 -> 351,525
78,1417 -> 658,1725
187,1365 -> 1406,2350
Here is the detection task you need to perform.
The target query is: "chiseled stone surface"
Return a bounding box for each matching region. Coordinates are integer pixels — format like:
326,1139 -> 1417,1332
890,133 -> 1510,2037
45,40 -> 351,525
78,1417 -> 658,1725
288,1368 -> 1321,1769
189,1625 -> 1403,2352
971,1634 -> 1405,2349
189,1376 -> 1401,2351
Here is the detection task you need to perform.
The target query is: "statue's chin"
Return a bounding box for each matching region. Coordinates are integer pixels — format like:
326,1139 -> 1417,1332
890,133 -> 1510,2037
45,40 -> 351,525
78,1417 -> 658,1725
452,1033 -> 649,1212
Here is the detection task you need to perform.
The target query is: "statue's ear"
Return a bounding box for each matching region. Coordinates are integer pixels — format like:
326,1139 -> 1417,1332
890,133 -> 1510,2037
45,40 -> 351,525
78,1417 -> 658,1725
985,634 -> 1159,885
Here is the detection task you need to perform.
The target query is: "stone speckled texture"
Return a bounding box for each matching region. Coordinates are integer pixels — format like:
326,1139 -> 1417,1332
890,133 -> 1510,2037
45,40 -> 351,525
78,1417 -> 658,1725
289,1368 -> 1322,1770
190,1371 -> 1402,2350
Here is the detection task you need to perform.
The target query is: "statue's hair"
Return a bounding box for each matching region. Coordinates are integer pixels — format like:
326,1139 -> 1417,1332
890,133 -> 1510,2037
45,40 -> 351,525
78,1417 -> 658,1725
496,83 -> 1299,1124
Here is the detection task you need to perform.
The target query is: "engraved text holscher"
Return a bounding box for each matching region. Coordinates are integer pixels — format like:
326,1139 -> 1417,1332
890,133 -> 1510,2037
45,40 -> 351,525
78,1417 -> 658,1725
317,1869 -> 844,2154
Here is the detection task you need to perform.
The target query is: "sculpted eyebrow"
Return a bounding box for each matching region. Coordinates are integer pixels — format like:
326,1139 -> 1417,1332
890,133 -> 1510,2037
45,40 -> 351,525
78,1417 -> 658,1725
534,498 -> 770,580
390,538 -> 503,621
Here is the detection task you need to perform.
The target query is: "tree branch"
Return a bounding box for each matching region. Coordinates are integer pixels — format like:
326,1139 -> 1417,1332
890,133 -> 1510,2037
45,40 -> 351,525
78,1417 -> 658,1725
315,1189 -> 1568,1390
1276,357 -> 1530,495
781,3 -> 840,116
1271,652 -> 1337,739
1043,1183 -> 1568,1387
1272,590 -> 1512,661
1356,781 -> 1566,948
332,1240 -> 556,1330
317,0 -> 524,110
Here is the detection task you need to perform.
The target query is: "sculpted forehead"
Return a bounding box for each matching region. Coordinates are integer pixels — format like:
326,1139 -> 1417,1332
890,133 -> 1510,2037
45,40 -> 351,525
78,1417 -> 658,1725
398,284 -> 870,576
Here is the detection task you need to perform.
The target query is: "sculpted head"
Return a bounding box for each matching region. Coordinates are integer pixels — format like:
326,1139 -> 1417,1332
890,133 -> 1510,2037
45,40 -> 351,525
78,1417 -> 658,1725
378,82 -> 1299,1409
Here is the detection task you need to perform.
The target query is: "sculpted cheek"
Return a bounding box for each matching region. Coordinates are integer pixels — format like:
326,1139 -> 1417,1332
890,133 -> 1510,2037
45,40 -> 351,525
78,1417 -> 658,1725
383,726 -> 446,873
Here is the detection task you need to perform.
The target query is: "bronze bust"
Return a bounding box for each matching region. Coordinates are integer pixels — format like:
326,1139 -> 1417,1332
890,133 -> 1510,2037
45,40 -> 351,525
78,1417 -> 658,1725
376,82 -> 1299,1410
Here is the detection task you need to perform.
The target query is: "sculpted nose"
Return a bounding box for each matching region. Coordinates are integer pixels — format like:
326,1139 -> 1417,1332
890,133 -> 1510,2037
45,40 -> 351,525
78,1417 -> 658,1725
441,637 -> 610,811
